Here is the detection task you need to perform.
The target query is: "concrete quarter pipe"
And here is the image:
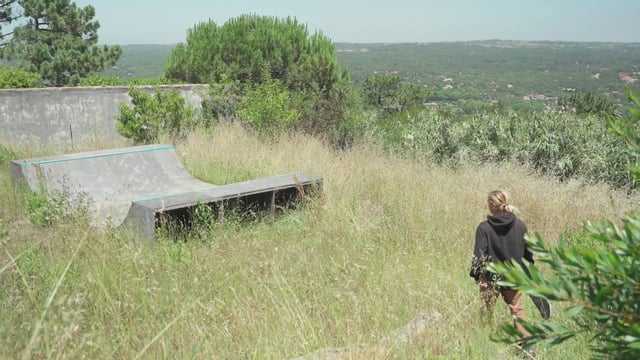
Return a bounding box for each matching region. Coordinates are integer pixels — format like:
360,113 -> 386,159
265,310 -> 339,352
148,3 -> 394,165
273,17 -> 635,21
10,144 -> 323,239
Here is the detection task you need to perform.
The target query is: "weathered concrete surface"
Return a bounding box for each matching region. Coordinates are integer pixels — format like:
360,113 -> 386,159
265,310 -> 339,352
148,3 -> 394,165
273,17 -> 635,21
11,144 -> 215,227
11,144 -> 323,239
0,85 -> 207,148
125,172 -> 323,238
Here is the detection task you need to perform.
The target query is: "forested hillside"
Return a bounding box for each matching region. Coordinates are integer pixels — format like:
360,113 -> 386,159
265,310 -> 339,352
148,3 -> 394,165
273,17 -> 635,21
105,44 -> 176,79
106,41 -> 640,110
337,41 -> 640,110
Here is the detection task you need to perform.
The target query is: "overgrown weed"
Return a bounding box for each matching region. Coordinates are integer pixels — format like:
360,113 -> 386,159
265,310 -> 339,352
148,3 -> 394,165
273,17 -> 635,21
0,124 -> 636,358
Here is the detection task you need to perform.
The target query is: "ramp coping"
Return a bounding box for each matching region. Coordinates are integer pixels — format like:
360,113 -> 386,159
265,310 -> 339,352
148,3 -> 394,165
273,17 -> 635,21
133,187 -> 218,202
15,144 -> 175,167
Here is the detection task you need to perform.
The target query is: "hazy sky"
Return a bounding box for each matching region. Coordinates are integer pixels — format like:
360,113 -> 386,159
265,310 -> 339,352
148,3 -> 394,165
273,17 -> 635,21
75,0 -> 639,45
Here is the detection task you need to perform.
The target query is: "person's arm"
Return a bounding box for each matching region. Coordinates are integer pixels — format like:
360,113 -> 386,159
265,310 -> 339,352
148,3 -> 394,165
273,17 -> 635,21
469,225 -> 488,281
522,222 -> 534,264
524,240 -> 534,264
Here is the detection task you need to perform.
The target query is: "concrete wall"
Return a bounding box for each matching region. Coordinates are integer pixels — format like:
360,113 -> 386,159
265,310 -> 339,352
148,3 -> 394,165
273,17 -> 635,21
0,85 -> 208,148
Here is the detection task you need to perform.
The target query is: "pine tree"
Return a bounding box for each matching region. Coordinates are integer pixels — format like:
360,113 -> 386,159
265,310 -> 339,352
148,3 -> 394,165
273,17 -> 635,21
164,14 -> 341,94
0,0 -> 120,86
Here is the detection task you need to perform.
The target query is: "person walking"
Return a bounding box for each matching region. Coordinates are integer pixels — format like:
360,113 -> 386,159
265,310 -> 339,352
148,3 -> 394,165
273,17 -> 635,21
469,190 -> 535,355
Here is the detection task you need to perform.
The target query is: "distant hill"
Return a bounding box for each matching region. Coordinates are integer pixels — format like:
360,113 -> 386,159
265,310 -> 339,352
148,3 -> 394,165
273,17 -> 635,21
106,44 -> 176,79
335,41 -> 640,109
96,41 -> 640,109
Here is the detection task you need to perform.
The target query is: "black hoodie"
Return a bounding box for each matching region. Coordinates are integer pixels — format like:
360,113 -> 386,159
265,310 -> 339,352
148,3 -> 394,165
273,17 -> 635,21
469,212 -> 534,282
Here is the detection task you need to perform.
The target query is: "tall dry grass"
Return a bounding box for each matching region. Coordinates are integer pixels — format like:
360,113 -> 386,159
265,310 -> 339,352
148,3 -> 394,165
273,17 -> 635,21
0,124 -> 637,359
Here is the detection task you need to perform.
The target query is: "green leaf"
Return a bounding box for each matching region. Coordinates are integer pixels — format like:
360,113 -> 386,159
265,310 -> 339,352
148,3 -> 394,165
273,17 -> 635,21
565,305 -> 584,318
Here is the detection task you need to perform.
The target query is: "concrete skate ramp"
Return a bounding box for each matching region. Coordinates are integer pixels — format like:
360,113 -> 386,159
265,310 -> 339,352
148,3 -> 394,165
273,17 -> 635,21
11,145 -> 323,238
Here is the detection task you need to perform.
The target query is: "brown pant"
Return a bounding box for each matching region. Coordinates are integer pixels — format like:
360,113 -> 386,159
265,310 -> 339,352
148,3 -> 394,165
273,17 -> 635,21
481,286 -> 531,338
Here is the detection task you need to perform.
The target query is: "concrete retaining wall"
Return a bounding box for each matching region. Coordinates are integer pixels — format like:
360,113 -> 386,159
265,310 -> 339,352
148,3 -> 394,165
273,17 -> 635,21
0,85 -> 208,148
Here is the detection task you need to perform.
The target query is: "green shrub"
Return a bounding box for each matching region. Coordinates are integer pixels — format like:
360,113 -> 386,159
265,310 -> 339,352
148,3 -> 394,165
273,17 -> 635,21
80,75 -> 175,86
362,74 -> 434,115
238,79 -> 299,134
115,86 -> 197,144
0,66 -> 43,88
490,216 -> 640,358
558,91 -> 618,116
0,144 -> 17,165
203,77 -> 243,122
608,88 -> 640,182
79,74 -> 123,86
375,104 -> 633,188
25,190 -> 88,227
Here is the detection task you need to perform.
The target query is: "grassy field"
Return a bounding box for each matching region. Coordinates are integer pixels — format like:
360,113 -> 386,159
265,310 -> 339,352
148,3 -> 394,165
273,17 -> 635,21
1,125 -> 637,359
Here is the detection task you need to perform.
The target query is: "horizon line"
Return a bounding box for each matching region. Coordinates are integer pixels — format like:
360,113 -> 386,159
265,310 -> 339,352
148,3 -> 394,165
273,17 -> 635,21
107,39 -> 640,46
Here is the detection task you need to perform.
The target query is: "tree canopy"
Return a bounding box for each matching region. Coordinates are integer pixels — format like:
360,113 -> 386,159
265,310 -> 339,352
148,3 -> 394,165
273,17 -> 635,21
162,14 -> 363,146
362,74 -> 434,114
0,0 -> 121,86
164,14 -> 342,93
558,91 -> 618,116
